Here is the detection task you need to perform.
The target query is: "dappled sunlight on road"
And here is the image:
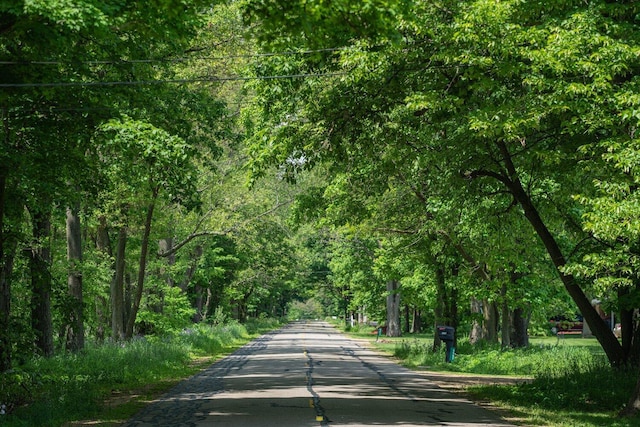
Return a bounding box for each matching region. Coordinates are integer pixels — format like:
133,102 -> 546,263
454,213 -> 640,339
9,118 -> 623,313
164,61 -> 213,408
122,322 -> 515,427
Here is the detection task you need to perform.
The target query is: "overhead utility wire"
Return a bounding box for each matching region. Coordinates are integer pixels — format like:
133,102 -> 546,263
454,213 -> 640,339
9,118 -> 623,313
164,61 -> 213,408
0,47 -> 347,66
0,62 -> 467,89
0,72 -> 348,88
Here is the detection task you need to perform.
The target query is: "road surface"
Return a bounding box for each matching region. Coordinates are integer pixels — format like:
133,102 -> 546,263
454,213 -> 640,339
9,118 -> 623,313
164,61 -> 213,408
122,321 -> 515,426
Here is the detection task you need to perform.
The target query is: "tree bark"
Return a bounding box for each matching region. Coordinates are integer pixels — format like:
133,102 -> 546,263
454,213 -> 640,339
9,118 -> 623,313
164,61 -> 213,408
0,169 -> 10,371
501,284 -> 511,349
411,308 -> 422,333
469,297 -> 484,345
434,265 -> 446,322
386,279 -> 401,337
433,264 -> 446,349
65,204 -> 84,352
112,226 -> 127,341
483,300 -> 499,343
620,281 -> 640,416
622,372 -> 640,417
403,304 -> 410,334
95,216 -> 112,342
492,140 -> 625,365
183,245 -> 203,321
158,238 -> 175,287
450,286 -> 459,342
511,307 -> 529,348
125,186 -> 158,339
509,268 -> 529,348
29,208 -> 54,357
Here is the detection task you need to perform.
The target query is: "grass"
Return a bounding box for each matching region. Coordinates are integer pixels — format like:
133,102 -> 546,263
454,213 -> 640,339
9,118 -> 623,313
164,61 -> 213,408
342,324 -> 640,427
4,319 -> 637,427
0,319 -> 281,427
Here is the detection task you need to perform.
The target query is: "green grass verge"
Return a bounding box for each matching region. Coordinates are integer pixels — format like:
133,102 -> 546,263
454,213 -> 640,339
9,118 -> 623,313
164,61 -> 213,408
0,319 -> 282,427
339,323 -> 640,427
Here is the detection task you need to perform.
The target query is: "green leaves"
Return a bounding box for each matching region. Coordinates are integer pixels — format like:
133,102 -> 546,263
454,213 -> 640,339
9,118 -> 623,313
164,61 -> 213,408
22,0 -> 113,30
99,116 -> 201,211
243,0 -> 408,50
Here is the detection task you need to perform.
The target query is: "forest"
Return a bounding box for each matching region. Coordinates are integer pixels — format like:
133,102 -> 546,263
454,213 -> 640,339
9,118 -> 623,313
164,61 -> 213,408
2,0 -> 640,419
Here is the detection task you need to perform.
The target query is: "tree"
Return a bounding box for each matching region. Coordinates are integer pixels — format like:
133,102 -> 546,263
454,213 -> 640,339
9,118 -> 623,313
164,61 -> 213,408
65,204 -> 84,352
0,0 -> 219,367
241,0 -> 640,364
98,117 -> 202,338
242,0 -> 640,413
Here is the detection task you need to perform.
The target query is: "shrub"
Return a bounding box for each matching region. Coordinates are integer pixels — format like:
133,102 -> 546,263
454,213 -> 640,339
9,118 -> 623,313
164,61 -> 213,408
136,285 -> 196,336
179,322 -> 249,356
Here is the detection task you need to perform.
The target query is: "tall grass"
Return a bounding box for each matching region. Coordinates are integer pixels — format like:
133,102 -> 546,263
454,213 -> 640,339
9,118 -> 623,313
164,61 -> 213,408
392,336 -> 611,376
388,335 -> 638,426
0,321 -> 276,427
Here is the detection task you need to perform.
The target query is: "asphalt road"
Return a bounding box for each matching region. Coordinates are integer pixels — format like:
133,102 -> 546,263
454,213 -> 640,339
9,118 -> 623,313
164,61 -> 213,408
122,321 -> 515,426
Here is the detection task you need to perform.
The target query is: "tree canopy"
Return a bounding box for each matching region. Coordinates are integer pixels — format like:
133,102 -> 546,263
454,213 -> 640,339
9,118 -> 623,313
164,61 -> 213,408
3,0 -> 640,417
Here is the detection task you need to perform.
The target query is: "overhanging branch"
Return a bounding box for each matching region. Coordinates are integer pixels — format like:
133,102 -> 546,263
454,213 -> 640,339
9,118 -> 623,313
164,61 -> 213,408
157,198 -> 294,258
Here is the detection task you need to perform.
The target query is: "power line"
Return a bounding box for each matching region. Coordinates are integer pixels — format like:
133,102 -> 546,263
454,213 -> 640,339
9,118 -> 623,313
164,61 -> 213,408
0,72 -> 348,88
0,47 -> 347,66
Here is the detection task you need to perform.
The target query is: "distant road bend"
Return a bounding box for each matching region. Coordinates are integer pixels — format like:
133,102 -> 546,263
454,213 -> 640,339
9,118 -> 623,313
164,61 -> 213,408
123,321 -> 515,427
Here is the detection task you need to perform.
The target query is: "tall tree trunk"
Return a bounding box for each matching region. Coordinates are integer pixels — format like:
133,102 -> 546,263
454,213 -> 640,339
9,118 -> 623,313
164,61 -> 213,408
411,308 -> 422,333
95,216 -> 112,342
511,307 -> 529,348
0,168 -> 11,371
0,243 -> 14,372
621,281 -> 640,416
509,268 -> 528,348
450,286 -> 459,339
386,280 -> 401,337
197,288 -> 212,322
501,283 -> 511,349
158,238 -> 175,287
618,282 -> 640,366
112,226 -> 127,341
483,300 -> 499,343
403,304 -> 410,334
439,233 -> 491,343
469,297 -> 484,344
621,320 -> 640,416
125,187 -> 158,339
494,140 -> 624,365
65,205 -> 84,352
183,245 -> 203,320
29,209 -> 54,357
433,264 -> 447,348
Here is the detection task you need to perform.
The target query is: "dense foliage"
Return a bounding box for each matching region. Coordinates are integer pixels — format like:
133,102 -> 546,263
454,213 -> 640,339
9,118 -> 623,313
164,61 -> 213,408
3,0 -> 640,420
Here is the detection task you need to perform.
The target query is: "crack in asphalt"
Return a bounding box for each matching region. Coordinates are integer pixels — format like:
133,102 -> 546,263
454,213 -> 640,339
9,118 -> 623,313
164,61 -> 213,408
305,348 -> 331,426
341,345 -> 419,403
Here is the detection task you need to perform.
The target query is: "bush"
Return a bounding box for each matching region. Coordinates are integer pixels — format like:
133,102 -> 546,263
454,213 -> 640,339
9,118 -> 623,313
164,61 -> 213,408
136,285 -> 196,336
0,368 -> 35,416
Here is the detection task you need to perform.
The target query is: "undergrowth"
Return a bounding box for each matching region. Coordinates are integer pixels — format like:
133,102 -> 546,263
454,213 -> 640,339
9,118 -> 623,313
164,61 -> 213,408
0,319 -> 280,427
387,335 -> 638,426
393,336 -> 610,377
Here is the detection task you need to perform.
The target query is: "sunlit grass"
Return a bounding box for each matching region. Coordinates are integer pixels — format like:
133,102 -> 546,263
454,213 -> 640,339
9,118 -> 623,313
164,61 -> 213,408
0,319 -> 281,427
344,326 -> 639,427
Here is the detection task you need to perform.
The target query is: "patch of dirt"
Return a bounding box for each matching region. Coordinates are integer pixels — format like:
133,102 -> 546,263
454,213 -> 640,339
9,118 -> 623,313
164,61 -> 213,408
416,369 -> 533,426
417,370 -> 531,391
